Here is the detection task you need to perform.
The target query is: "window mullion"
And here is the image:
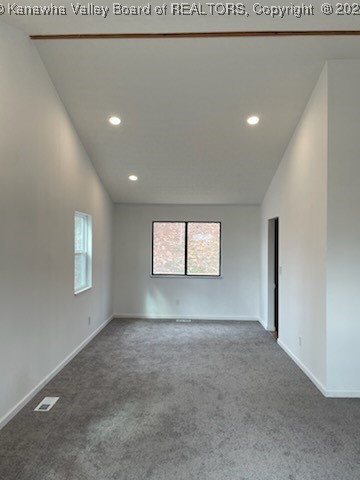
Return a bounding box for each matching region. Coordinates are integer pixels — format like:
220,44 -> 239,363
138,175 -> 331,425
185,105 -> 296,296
185,222 -> 188,276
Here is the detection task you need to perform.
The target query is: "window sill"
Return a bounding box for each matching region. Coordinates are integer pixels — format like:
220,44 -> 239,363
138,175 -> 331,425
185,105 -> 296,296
150,275 -> 222,279
74,286 -> 92,296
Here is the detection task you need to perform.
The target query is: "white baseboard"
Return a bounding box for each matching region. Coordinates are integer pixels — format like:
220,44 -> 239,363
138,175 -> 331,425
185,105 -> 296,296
113,313 -> 259,322
0,314 -> 114,431
324,390 -> 360,398
258,317 -> 272,331
278,340 -> 360,398
277,339 -> 327,397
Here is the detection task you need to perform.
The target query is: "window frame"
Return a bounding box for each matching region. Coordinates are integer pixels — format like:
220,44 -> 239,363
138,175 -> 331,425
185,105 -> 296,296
151,221 -> 222,278
74,211 -> 93,295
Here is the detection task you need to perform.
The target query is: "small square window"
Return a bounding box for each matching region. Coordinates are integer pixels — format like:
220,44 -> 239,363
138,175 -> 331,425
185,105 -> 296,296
74,212 -> 92,294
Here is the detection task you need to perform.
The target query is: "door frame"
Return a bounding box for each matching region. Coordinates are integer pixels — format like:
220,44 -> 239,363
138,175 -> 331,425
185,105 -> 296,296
267,217 -> 279,338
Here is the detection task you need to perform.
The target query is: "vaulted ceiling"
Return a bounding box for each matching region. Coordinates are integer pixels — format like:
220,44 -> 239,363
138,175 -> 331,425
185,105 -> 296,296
4,2 -> 360,203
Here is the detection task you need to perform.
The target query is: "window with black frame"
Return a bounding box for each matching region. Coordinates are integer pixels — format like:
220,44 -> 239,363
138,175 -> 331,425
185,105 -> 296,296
152,222 -> 221,277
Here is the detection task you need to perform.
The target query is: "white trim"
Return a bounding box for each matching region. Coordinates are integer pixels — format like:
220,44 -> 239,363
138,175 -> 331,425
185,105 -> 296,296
323,390 -> 360,398
74,286 -> 92,296
278,339 -> 360,398
0,314 -> 114,431
258,317 -> 272,331
150,275 -> 223,279
113,313 -> 259,322
277,339 -> 327,396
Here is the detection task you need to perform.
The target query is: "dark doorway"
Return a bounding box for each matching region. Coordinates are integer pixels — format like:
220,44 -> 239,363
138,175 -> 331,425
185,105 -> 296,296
268,218 -> 279,338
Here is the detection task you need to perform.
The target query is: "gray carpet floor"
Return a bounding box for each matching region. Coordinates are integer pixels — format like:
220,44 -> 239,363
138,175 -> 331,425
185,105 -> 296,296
1,319 -> 360,480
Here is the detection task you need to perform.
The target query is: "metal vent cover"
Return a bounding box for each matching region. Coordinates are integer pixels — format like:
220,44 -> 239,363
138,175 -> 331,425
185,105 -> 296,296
34,397 -> 59,412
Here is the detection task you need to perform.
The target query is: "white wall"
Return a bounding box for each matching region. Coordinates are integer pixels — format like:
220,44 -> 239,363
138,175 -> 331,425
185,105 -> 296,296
113,204 -> 260,320
326,60 -> 360,395
0,23 -> 113,426
260,66 -> 328,389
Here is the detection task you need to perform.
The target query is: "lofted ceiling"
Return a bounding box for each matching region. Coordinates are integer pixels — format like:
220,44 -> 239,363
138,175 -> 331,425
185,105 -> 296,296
4,2 -> 360,204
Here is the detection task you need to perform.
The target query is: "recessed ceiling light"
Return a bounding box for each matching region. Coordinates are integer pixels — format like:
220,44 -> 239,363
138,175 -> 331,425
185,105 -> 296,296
247,115 -> 260,126
109,116 -> 121,126
129,175 -> 138,181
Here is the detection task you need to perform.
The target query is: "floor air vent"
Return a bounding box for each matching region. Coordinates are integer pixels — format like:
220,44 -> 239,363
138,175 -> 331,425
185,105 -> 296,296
176,319 -> 191,323
34,397 -> 59,412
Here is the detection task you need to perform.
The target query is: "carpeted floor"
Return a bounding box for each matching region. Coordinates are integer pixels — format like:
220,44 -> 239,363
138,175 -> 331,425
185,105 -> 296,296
1,319 -> 360,480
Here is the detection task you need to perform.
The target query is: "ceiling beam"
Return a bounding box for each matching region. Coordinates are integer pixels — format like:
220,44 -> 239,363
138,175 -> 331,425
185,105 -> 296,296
30,30 -> 360,40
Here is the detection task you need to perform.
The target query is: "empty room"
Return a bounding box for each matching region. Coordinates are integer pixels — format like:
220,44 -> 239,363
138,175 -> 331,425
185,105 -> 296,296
1,3 -> 360,479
